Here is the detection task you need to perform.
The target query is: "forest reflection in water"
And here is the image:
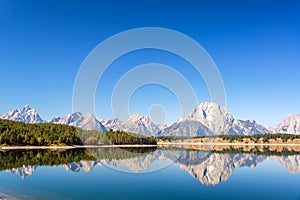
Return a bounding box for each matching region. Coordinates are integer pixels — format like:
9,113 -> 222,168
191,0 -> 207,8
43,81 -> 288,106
1,146 -> 300,186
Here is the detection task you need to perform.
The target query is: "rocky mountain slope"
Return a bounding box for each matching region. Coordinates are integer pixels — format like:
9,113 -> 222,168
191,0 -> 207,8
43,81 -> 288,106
50,112 -> 107,132
274,114 -> 300,134
102,113 -> 162,136
0,105 -> 43,123
160,102 -> 268,136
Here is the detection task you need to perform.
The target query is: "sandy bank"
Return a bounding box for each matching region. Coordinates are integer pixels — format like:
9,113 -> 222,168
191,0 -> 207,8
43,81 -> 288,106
157,142 -> 300,146
0,144 -> 158,150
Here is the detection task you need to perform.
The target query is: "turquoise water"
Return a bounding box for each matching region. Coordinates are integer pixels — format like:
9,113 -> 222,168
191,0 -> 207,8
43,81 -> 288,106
0,149 -> 300,200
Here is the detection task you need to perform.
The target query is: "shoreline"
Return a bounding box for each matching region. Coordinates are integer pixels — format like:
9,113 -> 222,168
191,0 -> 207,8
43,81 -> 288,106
157,142 -> 300,146
0,144 -> 158,150
1,142 -> 300,150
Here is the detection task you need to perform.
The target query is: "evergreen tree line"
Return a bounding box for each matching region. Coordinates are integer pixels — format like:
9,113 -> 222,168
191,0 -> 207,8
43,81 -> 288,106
158,134 -> 300,143
79,129 -> 157,145
0,119 -> 157,146
218,133 -> 300,143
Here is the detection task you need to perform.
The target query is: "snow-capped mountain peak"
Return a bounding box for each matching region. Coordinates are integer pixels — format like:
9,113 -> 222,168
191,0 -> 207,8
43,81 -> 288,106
179,102 -> 234,134
102,118 -> 123,131
274,114 -> 300,134
69,113 -> 107,132
48,116 -> 62,123
56,112 -> 82,124
113,113 -> 163,136
50,112 -> 107,132
20,104 -> 31,112
162,102 -> 267,136
129,113 -> 147,121
180,102 -> 233,122
0,105 -> 44,123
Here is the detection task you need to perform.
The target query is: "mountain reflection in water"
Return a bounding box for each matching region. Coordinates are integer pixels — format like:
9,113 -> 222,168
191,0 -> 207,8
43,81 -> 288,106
1,147 -> 300,185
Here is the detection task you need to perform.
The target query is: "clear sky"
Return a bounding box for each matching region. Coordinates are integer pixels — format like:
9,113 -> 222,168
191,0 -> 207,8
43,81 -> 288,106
0,0 -> 299,127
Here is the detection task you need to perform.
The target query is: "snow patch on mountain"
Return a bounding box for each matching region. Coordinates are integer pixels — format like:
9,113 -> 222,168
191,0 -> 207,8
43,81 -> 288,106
0,105 -> 43,123
159,120 -> 213,136
117,113 -> 162,136
162,102 -> 268,136
49,112 -> 82,125
69,113 -> 107,132
102,118 -> 123,131
49,112 -> 107,132
274,114 -> 300,134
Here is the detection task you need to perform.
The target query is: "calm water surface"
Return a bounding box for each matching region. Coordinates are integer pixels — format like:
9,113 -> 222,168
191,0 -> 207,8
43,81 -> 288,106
0,148 -> 300,200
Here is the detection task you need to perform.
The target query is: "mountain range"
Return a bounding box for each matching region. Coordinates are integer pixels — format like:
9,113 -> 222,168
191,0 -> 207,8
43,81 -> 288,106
102,113 -> 162,136
1,102 -> 300,135
49,112 -> 107,132
159,102 -> 269,136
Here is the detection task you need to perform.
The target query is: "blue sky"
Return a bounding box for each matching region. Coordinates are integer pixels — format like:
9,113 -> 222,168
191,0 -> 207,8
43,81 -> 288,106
0,0 -> 299,127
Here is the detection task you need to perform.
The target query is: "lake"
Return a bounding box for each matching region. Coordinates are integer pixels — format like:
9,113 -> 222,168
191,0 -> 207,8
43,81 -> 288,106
0,147 -> 300,200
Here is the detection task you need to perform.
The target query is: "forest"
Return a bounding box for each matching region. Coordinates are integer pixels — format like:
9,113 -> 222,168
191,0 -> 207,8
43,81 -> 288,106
158,133 -> 300,142
217,133 -> 300,143
0,119 -> 157,146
